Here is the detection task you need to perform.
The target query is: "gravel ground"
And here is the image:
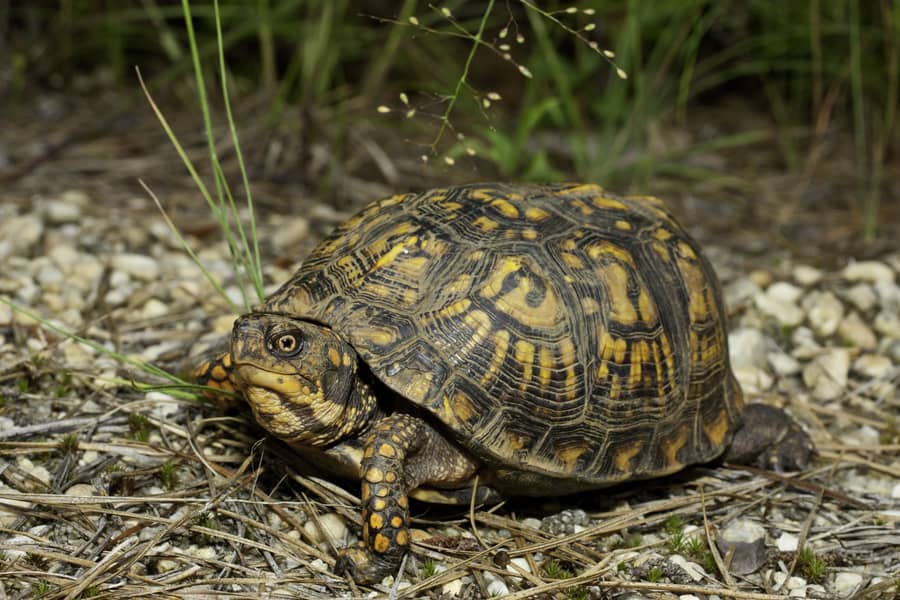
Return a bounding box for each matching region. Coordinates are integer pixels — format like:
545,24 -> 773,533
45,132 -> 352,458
1,182 -> 898,599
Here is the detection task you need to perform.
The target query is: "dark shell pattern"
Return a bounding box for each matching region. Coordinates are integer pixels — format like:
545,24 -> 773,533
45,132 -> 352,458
264,183 -> 743,486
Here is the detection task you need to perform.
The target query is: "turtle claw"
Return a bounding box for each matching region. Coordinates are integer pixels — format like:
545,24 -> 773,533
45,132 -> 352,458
335,542 -> 399,584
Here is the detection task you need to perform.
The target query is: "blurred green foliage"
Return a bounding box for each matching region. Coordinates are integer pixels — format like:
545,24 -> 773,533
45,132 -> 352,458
5,1 -> 897,235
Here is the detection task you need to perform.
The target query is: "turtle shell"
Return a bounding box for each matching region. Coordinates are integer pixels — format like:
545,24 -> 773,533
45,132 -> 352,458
264,183 -> 743,488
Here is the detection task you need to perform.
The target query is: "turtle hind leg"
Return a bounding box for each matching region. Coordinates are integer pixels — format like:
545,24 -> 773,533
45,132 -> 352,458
723,403 -> 814,471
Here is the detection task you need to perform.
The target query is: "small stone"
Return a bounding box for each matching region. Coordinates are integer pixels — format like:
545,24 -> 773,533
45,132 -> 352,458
776,532 -> 798,551
845,425 -> 880,446
838,312 -> 878,350
891,483 -> 900,499
64,483 -> 96,497
802,348 -> 850,400
441,577 -> 464,596
670,555 -> 706,582
485,575 -> 509,597
733,367 -> 773,393
302,513 -> 349,547
793,265 -> 822,286
832,572 -> 864,598
875,281 -> 900,310
755,290 -> 804,327
156,559 -> 179,574
749,269 -> 774,288
729,328 -> 769,370
271,217 -> 310,250
17,457 -> 51,485
844,283 -> 877,312
767,281 -> 804,304
716,519 -> 767,575
843,260 -> 894,284
112,253 -> 160,282
44,199 -> 82,224
0,214 -> 43,260
521,517 -> 542,530
874,310 -> 900,338
679,596 -> 701,600
769,351 -> 801,376
804,291 -> 844,337
724,278 -> 762,309
140,298 -> 170,320
852,354 -> 893,379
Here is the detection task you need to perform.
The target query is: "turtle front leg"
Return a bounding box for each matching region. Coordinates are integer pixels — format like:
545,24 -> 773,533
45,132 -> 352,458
335,413 -> 478,583
724,403 -> 814,471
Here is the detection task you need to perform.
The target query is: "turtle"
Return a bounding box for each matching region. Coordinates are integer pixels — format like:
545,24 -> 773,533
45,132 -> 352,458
193,183 -> 813,583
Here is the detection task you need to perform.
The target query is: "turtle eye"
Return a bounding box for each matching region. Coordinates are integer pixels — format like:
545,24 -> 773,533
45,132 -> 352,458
268,331 -> 305,358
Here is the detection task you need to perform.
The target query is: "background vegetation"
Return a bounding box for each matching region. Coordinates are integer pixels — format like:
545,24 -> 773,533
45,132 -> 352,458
4,0 -> 898,238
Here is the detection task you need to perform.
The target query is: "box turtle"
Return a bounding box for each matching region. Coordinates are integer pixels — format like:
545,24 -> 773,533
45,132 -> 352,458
193,183 -> 812,583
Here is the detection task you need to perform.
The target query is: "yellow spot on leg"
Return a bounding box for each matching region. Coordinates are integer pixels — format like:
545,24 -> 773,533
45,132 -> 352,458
373,533 -> 390,554
378,443 -> 396,458
369,513 -> 384,530
395,529 -> 409,546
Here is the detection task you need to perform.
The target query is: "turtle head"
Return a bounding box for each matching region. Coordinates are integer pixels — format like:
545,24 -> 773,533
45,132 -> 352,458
230,312 -> 362,446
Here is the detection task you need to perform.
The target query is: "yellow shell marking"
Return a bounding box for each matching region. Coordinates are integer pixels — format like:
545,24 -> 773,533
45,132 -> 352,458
490,198 -> 520,218
472,215 -> 499,232
451,391 -> 476,424
372,235 -> 417,271
587,240 -> 635,266
662,424 -> 690,468
525,206 -> 550,221
591,196 -> 626,210
522,228 -> 538,240
557,183 -> 604,196
481,258 -> 562,328
480,329 -> 510,387
446,273 -> 474,296
514,340 -> 535,390
358,326 -> 398,347
581,297 -> 600,315
562,252 -> 585,269
615,219 -> 632,231
570,198 -> 594,216
676,256 -> 710,322
654,227 -> 673,241
614,440 -> 642,474
557,443 -> 588,470
703,408 -> 730,449
604,263 -> 639,325
538,345 -> 554,389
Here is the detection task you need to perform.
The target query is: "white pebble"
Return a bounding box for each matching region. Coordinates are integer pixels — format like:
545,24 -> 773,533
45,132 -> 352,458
844,283 -> 877,312
0,214 -> 43,260
891,483 -> 900,499
802,348 -> 850,400
729,328 -> 769,370
140,298 -> 170,320
441,577 -> 464,596
521,517 -> 542,530
755,290 -> 804,327
832,572 -> 864,598
44,199 -> 82,224
875,281 -> 900,310
486,578 -> 509,597
302,513 -> 349,547
804,291 -> 844,337
874,310 -> 900,338
112,253 -> 160,282
733,367 -> 773,393
843,260 -> 894,284
670,554 -> 706,582
776,532 -> 798,551
838,313 -> 878,350
725,277 -> 762,309
272,217 -> 310,250
852,354 -> 893,379
769,351 -> 801,376
17,457 -> 51,485
793,265 -> 822,286
65,483 -> 97,497
767,281 -> 804,304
